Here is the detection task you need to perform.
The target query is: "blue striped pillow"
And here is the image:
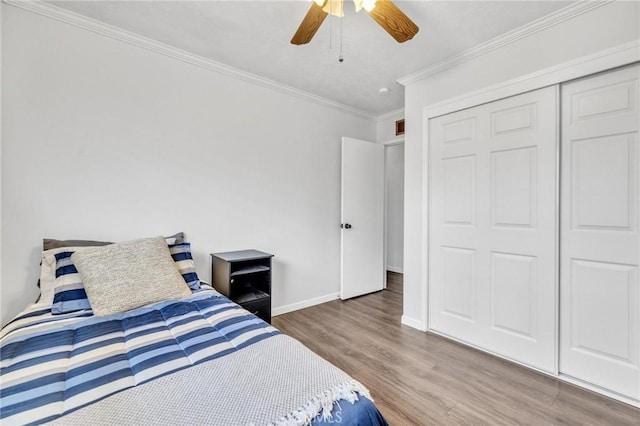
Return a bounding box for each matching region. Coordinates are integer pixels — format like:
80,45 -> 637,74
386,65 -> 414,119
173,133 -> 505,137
51,251 -> 91,314
169,242 -> 201,290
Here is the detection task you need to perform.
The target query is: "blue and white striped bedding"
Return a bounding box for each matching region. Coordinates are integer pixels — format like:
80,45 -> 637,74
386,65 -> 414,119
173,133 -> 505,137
1,287 -> 280,424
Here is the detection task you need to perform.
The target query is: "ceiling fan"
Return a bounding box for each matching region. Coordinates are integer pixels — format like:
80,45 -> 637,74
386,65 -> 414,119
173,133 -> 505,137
291,0 -> 419,45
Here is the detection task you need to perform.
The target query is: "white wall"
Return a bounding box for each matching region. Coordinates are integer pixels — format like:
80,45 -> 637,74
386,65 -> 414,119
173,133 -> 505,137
376,109 -> 403,143
402,1 -> 640,326
1,5 -> 375,326
0,2 -> 3,318
385,143 -> 403,273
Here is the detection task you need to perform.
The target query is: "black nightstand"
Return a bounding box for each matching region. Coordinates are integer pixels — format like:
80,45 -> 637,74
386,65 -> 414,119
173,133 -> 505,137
211,250 -> 273,323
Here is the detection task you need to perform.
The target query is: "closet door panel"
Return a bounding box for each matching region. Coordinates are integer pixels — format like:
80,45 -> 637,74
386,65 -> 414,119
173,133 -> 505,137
570,259 -> 638,361
560,64 -> 640,399
443,154 -> 477,225
442,246 -> 476,321
429,86 -> 557,372
430,108 -> 483,339
491,146 -> 537,228
490,252 -> 537,338
485,87 -> 558,372
572,134 -> 634,230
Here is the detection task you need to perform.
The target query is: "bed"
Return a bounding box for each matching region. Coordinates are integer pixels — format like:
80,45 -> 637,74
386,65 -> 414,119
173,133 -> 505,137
0,235 -> 388,425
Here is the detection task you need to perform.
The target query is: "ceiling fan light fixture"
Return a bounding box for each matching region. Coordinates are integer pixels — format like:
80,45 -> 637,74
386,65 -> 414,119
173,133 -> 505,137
321,0 -> 344,17
352,0 -> 376,13
362,0 -> 377,12
320,0 -> 375,17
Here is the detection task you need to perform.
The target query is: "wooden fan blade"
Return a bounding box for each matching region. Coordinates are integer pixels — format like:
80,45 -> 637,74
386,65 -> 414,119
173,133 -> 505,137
367,0 -> 419,43
291,1 -> 329,45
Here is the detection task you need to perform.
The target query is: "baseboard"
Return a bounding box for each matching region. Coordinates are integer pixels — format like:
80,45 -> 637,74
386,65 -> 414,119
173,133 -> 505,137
386,266 -> 403,274
558,374 -> 640,408
401,315 -> 427,331
272,292 -> 340,317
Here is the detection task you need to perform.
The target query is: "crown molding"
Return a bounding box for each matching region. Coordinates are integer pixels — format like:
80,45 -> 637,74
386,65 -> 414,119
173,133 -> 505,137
422,39 -> 640,123
398,0 -> 613,86
4,0 -> 376,120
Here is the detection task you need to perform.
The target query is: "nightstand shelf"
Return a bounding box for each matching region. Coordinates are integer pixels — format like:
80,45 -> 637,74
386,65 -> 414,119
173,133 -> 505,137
230,265 -> 270,277
211,249 -> 273,323
235,287 -> 269,304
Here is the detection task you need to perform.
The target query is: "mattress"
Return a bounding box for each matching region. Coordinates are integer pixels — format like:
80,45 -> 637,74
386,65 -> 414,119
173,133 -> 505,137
0,287 -> 387,425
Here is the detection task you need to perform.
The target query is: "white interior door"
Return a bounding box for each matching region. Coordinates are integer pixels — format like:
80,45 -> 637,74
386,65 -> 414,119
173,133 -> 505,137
560,64 -> 640,399
341,137 -> 384,300
428,86 -> 558,372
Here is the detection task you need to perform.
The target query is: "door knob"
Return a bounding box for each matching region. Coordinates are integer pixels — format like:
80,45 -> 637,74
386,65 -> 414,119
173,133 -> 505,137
341,223 -> 352,229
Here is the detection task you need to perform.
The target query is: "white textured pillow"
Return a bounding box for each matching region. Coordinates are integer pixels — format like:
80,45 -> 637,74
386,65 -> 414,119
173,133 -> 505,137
39,237 -> 178,306
71,236 -> 191,316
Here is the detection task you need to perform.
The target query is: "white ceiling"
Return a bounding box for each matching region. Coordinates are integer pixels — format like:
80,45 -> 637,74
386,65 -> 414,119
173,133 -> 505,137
46,0 -> 574,116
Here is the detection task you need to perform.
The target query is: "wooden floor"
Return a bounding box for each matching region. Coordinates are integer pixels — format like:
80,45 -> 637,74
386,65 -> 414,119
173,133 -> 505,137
273,272 -> 640,425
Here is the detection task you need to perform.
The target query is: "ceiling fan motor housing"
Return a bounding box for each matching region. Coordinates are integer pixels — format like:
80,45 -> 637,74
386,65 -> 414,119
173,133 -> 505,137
291,0 -> 419,45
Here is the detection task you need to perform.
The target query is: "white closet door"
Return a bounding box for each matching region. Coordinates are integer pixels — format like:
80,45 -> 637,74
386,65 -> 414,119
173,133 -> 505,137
429,86 -> 558,372
560,65 -> 640,399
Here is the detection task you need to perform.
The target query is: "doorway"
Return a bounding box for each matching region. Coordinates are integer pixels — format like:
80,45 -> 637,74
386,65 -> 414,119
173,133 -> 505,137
385,142 -> 405,291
